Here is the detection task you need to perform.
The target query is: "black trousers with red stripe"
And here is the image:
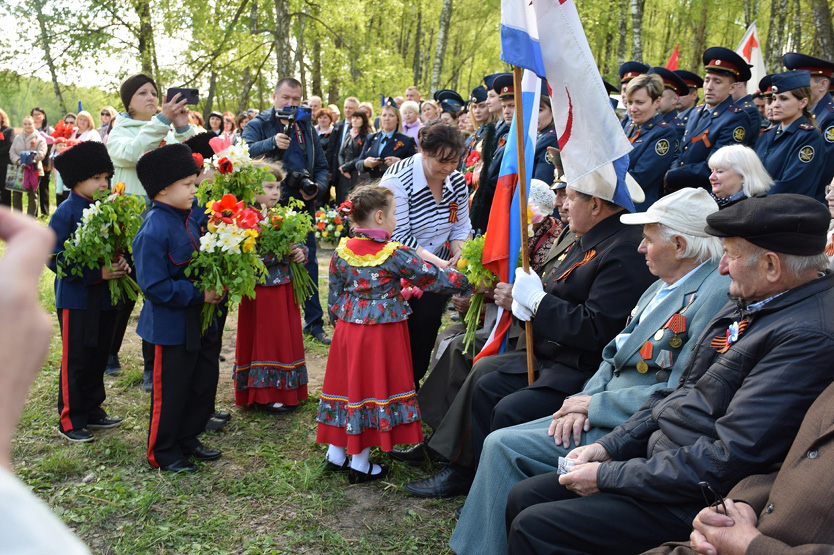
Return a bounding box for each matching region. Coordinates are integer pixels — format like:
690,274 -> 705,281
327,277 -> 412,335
146,328 -> 221,468
57,308 -> 118,432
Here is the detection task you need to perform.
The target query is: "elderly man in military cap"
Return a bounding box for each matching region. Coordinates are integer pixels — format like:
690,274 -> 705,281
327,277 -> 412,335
504,193 -> 834,555
450,188 -> 731,555
666,47 -> 753,192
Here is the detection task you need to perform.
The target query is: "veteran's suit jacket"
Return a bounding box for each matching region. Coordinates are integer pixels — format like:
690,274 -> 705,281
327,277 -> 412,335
498,213 -> 655,397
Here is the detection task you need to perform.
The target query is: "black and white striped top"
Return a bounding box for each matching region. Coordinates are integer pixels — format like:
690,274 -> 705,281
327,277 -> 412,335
380,154 -> 471,259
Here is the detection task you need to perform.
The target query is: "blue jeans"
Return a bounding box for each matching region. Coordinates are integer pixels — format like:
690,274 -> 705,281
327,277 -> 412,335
302,230 -> 324,334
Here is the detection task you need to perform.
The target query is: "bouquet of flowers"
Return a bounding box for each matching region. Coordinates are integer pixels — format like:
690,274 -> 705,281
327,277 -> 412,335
58,182 -> 145,304
457,235 -> 498,354
196,138 -> 269,206
185,194 -> 266,332
257,198 -> 316,306
314,207 -> 346,244
462,149 -> 481,188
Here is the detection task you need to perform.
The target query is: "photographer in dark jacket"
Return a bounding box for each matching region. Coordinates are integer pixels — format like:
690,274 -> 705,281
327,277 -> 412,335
242,77 -> 331,344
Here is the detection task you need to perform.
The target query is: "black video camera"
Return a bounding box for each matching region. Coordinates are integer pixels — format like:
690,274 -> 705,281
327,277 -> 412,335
285,169 -> 318,197
275,105 -> 312,126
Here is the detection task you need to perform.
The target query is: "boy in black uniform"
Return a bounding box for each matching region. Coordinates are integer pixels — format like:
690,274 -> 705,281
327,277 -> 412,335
49,141 -> 125,443
133,143 -> 223,472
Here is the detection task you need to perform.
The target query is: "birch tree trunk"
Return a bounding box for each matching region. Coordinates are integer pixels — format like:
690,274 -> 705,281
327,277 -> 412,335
133,0 -> 157,77
691,2 -> 709,71
32,0 -> 66,114
412,10 -> 423,86
630,0 -> 645,63
430,0 -> 453,93
617,0 -> 628,65
273,0 -> 292,77
811,0 -> 834,59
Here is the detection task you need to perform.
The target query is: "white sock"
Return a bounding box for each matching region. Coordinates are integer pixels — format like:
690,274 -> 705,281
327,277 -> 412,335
270,402 -> 285,408
326,445 -> 346,466
349,447 -> 381,475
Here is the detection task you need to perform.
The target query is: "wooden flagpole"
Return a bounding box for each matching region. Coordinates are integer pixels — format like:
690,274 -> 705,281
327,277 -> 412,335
512,66 -> 536,386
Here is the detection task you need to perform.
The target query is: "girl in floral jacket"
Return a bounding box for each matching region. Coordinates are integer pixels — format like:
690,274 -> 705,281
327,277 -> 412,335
234,164 -> 309,412
316,184 -> 470,483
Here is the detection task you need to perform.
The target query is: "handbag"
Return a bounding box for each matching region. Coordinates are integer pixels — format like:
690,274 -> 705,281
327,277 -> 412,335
4,163 -> 25,192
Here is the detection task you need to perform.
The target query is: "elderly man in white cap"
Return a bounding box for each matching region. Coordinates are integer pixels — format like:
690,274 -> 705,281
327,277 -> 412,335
403,160 -> 656,499
449,188 -> 731,554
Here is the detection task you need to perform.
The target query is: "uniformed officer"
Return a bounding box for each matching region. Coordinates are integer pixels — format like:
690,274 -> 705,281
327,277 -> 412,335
755,70 -> 825,198
460,85 -> 496,198
729,71 -> 761,148
647,67 -> 688,144
435,89 -> 465,126
471,73 -> 516,234
533,80 -> 560,183
674,70 -> 703,126
759,73 -> 775,127
665,47 -> 752,192
623,74 -> 678,209
783,52 -> 834,200
619,61 -> 650,130
484,73 -> 511,141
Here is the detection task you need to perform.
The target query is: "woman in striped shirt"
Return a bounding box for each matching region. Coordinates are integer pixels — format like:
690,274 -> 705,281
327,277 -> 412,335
381,122 -> 472,386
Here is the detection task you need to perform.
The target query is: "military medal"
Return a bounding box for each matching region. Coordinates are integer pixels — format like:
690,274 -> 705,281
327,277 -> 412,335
665,309 -> 688,349
654,350 -> 673,382
637,341 -> 653,373
654,329 -> 664,341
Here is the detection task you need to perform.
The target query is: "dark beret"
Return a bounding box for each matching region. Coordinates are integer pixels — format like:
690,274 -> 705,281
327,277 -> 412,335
705,193 -> 831,255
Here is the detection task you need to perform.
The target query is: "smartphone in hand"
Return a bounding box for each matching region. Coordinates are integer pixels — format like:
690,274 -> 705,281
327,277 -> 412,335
166,87 -> 199,105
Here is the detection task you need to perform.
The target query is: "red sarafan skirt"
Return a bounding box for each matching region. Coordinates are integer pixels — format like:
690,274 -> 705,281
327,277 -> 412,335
233,283 -> 308,406
316,319 -> 423,454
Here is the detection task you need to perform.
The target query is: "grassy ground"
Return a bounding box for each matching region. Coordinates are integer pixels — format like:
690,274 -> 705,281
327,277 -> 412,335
12,238 -> 460,554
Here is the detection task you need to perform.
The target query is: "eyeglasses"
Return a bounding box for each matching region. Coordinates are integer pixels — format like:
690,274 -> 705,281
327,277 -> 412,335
698,481 -> 727,515
100,112 -> 110,117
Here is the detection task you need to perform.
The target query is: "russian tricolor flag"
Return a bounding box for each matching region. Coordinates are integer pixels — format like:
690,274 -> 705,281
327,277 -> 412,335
475,70 -> 541,363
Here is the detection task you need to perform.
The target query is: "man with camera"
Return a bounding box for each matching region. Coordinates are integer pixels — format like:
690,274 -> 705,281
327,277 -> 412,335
242,77 -> 331,345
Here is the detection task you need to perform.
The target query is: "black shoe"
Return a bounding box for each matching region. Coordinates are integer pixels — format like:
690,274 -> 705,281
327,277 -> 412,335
58,428 -> 94,443
160,459 -> 197,473
404,465 -> 473,498
87,416 -> 123,429
323,458 -> 350,472
348,463 -> 389,484
261,402 -> 298,415
390,442 -> 441,465
212,411 -> 231,421
454,504 -> 464,520
205,417 -> 228,431
219,354 -> 227,362
105,354 -> 121,376
142,370 -> 153,393
186,444 -> 222,461
308,330 -> 332,345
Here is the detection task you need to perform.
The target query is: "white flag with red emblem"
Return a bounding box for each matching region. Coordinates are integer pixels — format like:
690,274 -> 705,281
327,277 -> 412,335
501,0 -> 631,182
736,23 -> 767,95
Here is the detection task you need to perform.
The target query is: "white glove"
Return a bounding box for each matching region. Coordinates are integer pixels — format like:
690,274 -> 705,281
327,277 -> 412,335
512,267 -> 546,314
512,299 -> 534,321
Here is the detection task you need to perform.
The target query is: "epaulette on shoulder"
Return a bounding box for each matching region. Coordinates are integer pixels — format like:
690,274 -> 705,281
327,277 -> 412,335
825,100 -> 834,113
657,120 -> 670,128
728,105 -> 743,113
696,104 -> 705,108
798,123 -> 815,131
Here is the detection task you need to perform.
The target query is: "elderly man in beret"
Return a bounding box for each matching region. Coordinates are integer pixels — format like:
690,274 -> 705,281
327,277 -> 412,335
450,188 -> 732,554
504,193 -> 834,554
403,160 -> 655,498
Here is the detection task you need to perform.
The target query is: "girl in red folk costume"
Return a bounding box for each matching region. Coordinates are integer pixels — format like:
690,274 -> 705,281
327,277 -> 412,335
233,162 -> 309,413
316,184 -> 470,483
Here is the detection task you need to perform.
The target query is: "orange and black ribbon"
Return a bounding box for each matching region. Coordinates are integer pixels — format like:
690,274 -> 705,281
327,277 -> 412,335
556,249 -> 596,282
710,319 -> 749,354
628,128 -> 641,144
690,129 -> 711,149
448,202 -> 459,223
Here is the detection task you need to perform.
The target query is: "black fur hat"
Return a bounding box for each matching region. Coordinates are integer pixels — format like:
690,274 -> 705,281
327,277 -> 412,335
52,141 -> 114,189
136,143 -> 201,199
183,132 -> 216,160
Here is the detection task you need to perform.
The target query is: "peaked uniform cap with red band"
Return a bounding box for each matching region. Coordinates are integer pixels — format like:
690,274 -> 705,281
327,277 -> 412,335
703,46 -> 752,82
619,61 -> 650,84
782,52 -> 834,78
648,67 -> 690,97
674,70 -> 704,91
492,73 -> 515,100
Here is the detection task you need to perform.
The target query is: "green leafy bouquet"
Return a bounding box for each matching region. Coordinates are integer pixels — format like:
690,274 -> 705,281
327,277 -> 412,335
457,235 -> 499,354
58,182 -> 145,304
257,198 -> 316,306
196,140 -> 268,206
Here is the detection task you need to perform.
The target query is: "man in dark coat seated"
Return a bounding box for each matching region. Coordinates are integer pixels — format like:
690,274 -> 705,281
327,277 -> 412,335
403,159 -> 655,498
505,193 -> 834,555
